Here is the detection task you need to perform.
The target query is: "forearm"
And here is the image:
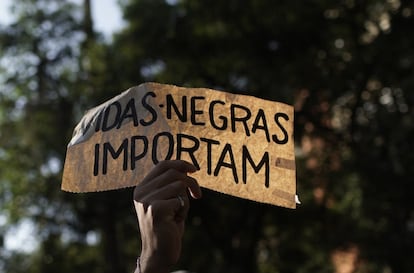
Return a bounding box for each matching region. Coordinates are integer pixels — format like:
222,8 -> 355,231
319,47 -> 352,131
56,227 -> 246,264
133,161 -> 201,273
135,255 -> 171,273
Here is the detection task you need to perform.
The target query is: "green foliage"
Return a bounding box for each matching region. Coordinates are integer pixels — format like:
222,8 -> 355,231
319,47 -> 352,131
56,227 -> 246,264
0,1 -> 137,272
1,0 -> 414,272
115,1 -> 414,271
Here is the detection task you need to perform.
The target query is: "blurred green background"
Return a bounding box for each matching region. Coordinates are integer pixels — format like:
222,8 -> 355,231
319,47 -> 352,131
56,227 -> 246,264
1,0 -> 413,272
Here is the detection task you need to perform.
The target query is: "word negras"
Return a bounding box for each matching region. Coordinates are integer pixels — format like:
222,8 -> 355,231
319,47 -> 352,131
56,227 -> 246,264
86,91 -> 290,145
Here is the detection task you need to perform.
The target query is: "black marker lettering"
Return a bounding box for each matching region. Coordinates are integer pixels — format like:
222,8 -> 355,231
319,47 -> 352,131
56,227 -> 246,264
102,138 -> 128,175
209,100 -> 227,130
81,112 -> 98,136
93,143 -> 100,176
251,109 -> 270,142
117,98 -> 138,129
231,104 -> 251,136
141,92 -> 157,126
200,137 -> 220,175
242,145 -> 270,187
131,135 -> 148,170
190,96 -> 205,126
214,143 -> 238,183
94,111 -> 103,132
152,132 -> 174,164
177,133 -> 200,169
272,112 -> 289,144
102,101 -> 122,131
166,94 -> 187,122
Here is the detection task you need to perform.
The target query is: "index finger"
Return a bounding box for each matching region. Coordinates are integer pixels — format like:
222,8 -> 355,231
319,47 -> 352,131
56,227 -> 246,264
141,160 -> 197,185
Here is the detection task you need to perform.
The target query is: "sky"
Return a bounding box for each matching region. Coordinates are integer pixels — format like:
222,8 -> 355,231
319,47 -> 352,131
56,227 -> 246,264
0,0 -> 124,38
0,0 -> 123,252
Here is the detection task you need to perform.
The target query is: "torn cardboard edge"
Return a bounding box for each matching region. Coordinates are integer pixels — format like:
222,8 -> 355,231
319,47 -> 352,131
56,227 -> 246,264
62,82 -> 298,208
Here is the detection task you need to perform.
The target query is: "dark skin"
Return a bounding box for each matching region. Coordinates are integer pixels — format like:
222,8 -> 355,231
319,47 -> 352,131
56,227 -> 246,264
133,160 -> 202,273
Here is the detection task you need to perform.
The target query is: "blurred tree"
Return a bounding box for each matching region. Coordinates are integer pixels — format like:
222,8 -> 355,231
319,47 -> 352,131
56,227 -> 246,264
0,0 -> 137,273
0,0 -> 413,272
114,0 -> 414,272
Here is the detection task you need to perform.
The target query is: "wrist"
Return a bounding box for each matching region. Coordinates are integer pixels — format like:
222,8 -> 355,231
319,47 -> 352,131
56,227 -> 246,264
138,253 -> 171,273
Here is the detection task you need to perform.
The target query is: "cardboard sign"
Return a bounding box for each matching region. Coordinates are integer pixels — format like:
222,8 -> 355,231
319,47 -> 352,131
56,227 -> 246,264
62,83 -> 296,208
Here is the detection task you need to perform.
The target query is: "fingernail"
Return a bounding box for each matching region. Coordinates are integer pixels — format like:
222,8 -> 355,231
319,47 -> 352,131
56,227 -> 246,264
187,163 -> 198,173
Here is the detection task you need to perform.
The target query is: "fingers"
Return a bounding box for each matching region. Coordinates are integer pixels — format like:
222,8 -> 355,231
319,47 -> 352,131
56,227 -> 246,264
138,180 -> 189,204
133,161 -> 197,272
144,197 -> 189,224
141,160 -> 197,185
134,160 -> 202,203
158,195 -> 190,223
148,168 -> 200,198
